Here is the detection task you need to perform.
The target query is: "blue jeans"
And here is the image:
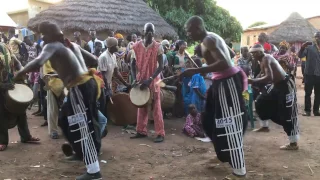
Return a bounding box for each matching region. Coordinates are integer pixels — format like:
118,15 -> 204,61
63,97 -> 107,135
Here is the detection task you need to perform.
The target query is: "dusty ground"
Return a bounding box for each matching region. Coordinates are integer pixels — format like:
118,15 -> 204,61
1,70 -> 320,180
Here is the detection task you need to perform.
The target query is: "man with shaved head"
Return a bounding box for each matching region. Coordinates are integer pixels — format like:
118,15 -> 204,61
130,23 -> 165,143
14,22 -> 102,180
180,16 -> 248,179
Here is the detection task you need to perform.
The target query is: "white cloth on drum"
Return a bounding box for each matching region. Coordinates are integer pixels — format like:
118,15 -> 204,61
47,90 -> 60,135
69,87 -> 100,174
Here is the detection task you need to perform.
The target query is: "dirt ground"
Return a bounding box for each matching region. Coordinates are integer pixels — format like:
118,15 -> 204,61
1,69 -> 320,180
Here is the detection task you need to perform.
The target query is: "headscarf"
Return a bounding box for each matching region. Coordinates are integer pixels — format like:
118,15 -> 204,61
114,33 -> 124,39
279,40 -> 289,50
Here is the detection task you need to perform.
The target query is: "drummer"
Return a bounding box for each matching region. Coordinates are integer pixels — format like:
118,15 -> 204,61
131,23 -> 165,143
0,42 -> 40,152
97,37 -> 131,101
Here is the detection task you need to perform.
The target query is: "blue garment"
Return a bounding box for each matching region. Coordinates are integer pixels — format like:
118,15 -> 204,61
98,110 -> 107,135
182,76 -> 192,115
189,74 -> 206,112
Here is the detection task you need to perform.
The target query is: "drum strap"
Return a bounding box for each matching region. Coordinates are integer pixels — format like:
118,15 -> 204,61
0,46 -> 12,83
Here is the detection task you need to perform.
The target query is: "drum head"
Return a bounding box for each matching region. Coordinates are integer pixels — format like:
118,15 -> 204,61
107,93 -> 137,126
129,84 -> 150,107
8,84 -> 33,103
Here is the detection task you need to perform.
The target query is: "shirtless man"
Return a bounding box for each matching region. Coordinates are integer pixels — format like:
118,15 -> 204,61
249,44 -> 299,150
180,16 -> 248,179
14,22 -> 102,180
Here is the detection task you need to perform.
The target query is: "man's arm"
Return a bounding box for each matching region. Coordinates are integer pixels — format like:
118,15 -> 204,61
12,54 -> 23,71
186,37 -> 230,75
80,46 -> 98,67
298,47 -> 307,59
131,58 -> 137,81
249,56 -> 273,84
114,67 -> 129,86
17,44 -> 55,74
151,53 -> 164,80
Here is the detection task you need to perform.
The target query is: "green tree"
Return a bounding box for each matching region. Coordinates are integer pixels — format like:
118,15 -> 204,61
144,0 -> 243,42
248,21 -> 267,28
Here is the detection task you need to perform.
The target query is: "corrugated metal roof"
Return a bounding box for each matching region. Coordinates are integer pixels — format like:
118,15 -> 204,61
0,10 -> 17,28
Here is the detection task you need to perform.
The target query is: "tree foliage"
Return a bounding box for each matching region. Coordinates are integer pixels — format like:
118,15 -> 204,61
144,0 -> 243,42
248,21 -> 267,28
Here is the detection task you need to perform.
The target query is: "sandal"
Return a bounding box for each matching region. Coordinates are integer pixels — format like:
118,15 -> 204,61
21,137 -> 40,143
280,143 -> 299,150
50,132 -> 59,139
0,144 -> 7,151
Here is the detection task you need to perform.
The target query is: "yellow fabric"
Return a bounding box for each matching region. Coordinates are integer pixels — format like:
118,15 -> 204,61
43,61 -> 55,74
279,40 -> 289,49
115,33 -> 123,39
242,90 -> 250,101
0,43 -> 12,66
301,57 -> 306,62
48,77 -> 64,97
66,68 -> 103,100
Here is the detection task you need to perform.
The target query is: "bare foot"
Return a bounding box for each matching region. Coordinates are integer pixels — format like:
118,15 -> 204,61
0,144 -> 7,151
21,137 -> 40,143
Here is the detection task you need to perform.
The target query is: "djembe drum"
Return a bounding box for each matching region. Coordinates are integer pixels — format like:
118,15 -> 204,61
5,84 -> 34,129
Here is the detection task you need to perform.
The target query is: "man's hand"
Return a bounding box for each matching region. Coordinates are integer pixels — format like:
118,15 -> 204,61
180,68 -> 197,78
140,78 -> 152,90
0,83 -> 14,91
302,41 -> 312,48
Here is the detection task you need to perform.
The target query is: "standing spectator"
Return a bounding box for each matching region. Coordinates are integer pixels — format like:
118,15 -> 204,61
87,28 -> 105,54
298,32 -> 320,116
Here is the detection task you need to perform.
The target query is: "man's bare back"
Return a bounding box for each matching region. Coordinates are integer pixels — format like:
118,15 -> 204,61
202,32 -> 232,68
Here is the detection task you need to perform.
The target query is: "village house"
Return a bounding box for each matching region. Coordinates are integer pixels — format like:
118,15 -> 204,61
7,0 -> 61,28
241,15 -> 320,47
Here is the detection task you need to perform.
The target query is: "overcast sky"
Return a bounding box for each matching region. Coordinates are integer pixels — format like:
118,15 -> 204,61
2,0 -> 320,29
216,0 -> 320,28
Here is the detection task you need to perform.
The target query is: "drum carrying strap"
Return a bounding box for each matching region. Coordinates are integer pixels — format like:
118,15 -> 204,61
0,45 -> 13,83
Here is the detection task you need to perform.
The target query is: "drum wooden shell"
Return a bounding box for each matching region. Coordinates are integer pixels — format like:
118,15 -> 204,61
129,84 -> 151,108
160,89 -> 176,110
5,84 -> 33,114
107,93 -> 137,126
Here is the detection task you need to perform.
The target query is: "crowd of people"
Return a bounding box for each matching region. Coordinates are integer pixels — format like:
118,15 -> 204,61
2,14 -> 320,179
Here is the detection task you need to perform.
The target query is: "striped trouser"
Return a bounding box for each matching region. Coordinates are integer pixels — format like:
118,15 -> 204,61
67,86 -> 100,174
203,72 -> 247,176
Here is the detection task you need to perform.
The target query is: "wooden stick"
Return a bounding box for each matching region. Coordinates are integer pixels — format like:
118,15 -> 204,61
109,97 -> 114,104
308,163 -> 314,175
185,51 -> 199,68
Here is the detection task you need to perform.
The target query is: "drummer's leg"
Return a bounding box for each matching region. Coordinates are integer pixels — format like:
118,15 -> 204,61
136,107 -> 149,135
0,109 -> 9,147
153,91 -> 165,137
16,113 -> 32,142
47,90 -> 59,138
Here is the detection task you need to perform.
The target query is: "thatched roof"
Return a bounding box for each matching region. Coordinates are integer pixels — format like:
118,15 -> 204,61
269,12 -> 318,44
27,0 -> 177,37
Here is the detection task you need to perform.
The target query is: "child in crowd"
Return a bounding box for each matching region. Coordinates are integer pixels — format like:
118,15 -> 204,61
183,104 -> 205,138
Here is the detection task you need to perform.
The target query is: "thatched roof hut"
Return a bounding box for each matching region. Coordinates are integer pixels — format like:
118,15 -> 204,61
27,0 -> 177,38
269,12 -> 318,44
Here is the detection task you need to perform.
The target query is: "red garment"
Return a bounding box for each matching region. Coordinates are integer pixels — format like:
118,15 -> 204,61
133,40 -> 165,136
255,42 -> 271,52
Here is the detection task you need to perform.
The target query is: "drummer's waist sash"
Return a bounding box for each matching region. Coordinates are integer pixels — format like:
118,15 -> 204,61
66,68 -> 103,100
48,77 -> 64,97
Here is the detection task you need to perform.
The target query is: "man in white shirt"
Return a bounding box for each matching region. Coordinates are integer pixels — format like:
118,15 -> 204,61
98,37 -> 130,97
87,28 -> 105,54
